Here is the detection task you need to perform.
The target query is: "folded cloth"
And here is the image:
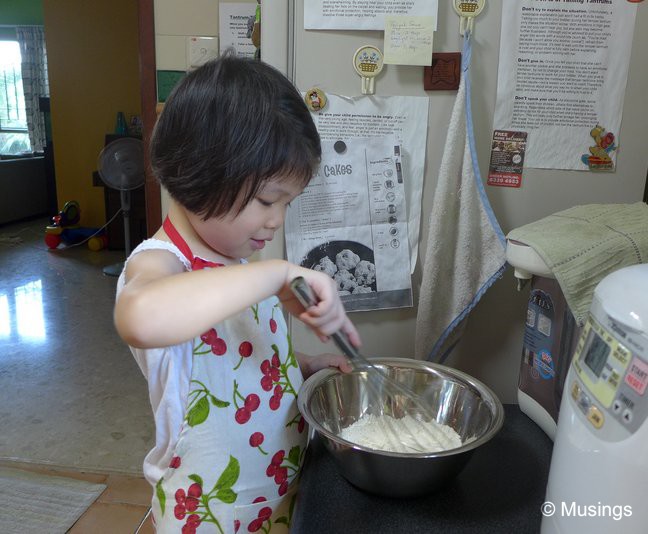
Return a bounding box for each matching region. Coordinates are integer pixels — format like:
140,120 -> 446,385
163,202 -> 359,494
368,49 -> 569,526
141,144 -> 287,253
507,202 -> 648,325
415,33 -> 507,362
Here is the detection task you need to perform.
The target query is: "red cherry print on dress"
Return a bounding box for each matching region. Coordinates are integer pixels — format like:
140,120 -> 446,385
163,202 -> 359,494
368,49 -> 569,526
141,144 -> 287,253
247,501 -> 275,533
274,467 -> 288,484
260,375 -> 273,391
269,396 -> 280,411
185,496 -> 199,512
169,456 -> 181,468
253,496 -> 267,504
211,337 -> 227,356
200,328 -> 218,345
233,381 -> 259,424
269,318 -> 277,334
239,341 -> 253,357
271,352 -> 280,368
174,503 -> 186,520
185,514 -> 201,533
235,407 -> 251,424
188,483 -> 202,498
250,431 -> 264,447
248,518 -> 263,532
234,519 -> 241,533
272,450 -> 285,465
174,481 -> 204,531
278,481 -> 288,496
233,340 -> 254,370
270,367 -> 280,381
298,416 -> 306,433
244,393 -> 260,411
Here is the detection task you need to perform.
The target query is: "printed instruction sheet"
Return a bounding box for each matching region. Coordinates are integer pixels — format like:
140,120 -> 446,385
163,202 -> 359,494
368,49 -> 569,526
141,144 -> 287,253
305,93 -> 429,272
304,0 -> 438,30
492,0 -> 637,171
285,137 -> 412,312
218,3 -> 257,58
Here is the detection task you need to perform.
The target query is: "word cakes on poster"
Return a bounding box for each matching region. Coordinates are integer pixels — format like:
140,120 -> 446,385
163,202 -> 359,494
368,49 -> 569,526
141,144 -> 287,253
581,124 -> 616,172
487,130 -> 528,188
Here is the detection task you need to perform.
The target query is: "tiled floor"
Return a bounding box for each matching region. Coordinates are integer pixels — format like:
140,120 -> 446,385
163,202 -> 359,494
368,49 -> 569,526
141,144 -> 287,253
0,460 -> 154,533
0,217 -> 156,532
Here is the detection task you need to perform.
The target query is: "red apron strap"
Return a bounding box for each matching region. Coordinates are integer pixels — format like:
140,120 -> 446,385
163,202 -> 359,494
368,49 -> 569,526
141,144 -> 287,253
163,216 -> 194,264
162,216 -> 224,270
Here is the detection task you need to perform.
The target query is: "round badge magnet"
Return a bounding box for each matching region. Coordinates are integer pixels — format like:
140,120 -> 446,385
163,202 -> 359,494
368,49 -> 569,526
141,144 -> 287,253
304,87 -> 327,112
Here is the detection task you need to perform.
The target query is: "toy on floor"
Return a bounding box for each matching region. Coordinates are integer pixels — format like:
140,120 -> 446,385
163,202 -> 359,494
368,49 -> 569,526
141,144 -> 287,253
45,200 -> 107,251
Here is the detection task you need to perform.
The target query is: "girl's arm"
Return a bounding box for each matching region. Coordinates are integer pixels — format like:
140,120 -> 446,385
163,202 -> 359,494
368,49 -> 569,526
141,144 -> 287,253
114,250 -> 360,349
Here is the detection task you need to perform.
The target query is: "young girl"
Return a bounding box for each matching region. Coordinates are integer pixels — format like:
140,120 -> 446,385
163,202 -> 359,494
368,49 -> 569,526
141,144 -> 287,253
114,54 -> 360,534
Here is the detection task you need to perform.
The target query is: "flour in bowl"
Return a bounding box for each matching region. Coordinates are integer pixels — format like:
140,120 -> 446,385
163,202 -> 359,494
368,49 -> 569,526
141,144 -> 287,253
337,414 -> 462,454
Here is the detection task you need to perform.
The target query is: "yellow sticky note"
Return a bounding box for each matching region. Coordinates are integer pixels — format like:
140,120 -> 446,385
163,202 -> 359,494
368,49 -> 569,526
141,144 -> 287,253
384,15 -> 435,66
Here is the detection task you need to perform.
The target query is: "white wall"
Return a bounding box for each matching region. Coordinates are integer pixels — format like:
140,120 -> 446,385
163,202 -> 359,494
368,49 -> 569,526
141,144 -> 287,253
153,0 -> 256,218
153,1 -> 648,403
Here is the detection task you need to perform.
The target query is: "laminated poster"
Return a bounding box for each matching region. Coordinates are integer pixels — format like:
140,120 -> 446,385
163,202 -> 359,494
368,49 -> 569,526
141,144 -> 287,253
285,137 -> 412,312
492,0 -> 638,171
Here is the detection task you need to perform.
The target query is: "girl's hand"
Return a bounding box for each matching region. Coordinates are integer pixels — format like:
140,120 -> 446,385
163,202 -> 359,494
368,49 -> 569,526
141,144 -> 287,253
296,352 -> 353,380
279,266 -> 361,349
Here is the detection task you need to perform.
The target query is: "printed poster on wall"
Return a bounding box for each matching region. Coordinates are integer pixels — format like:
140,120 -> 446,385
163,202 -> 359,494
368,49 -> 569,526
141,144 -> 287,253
305,93 -> 429,273
492,0 -> 638,172
218,3 -> 257,58
285,137 -> 412,312
304,0 -> 438,30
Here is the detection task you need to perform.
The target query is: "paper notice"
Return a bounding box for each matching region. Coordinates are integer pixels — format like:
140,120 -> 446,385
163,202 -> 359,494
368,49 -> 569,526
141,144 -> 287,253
487,130 -> 528,188
384,16 -> 435,66
492,0 -> 638,171
285,137 -> 412,312
306,94 -> 429,273
218,3 -> 256,58
304,0 -> 438,31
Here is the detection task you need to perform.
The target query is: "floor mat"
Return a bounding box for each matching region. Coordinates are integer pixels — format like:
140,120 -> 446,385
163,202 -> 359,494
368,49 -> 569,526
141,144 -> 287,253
0,467 -> 106,533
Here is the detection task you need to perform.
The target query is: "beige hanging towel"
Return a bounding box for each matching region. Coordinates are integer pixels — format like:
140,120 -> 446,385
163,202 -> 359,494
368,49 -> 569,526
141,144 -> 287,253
415,33 -> 507,362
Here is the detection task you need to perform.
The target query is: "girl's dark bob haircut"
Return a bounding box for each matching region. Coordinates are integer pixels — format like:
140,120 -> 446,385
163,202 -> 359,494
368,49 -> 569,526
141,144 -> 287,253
150,52 -> 321,220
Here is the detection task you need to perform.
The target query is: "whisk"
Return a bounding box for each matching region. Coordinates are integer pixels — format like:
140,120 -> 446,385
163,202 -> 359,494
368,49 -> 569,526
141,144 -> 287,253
290,277 -> 459,454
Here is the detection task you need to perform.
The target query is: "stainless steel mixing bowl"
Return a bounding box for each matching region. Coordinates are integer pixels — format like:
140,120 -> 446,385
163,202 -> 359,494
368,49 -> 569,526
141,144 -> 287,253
297,357 -> 504,498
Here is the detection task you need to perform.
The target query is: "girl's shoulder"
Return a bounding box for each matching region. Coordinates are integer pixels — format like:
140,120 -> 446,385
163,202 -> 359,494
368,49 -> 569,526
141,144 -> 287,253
117,238 -> 191,295
127,238 -> 191,270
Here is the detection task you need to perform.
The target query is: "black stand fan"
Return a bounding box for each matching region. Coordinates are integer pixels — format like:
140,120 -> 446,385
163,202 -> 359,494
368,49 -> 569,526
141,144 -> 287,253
96,137 -> 145,277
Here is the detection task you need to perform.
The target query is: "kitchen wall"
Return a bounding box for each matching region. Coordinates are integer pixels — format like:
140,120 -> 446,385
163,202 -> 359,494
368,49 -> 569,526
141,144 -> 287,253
151,1 -> 648,403
42,0 -> 141,228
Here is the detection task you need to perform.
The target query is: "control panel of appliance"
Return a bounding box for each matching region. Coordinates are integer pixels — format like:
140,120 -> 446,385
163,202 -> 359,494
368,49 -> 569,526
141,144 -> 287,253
569,315 -> 648,439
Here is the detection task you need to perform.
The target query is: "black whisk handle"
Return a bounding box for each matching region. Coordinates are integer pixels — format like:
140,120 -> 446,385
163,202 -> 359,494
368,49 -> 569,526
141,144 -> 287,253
289,276 -> 361,362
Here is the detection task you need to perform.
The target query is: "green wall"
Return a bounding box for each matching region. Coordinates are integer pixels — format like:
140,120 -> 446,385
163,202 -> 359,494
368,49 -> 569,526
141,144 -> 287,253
0,0 -> 44,39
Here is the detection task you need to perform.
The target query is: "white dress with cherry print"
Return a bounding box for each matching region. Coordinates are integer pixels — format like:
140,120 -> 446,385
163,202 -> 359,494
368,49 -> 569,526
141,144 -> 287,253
149,218 -> 308,533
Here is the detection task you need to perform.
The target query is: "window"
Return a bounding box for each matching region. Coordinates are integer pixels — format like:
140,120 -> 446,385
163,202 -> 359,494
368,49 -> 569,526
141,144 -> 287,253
0,40 -> 31,156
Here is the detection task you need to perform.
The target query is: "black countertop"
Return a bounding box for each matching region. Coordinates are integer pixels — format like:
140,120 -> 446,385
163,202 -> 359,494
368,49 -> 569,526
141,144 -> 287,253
293,405 -> 553,534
